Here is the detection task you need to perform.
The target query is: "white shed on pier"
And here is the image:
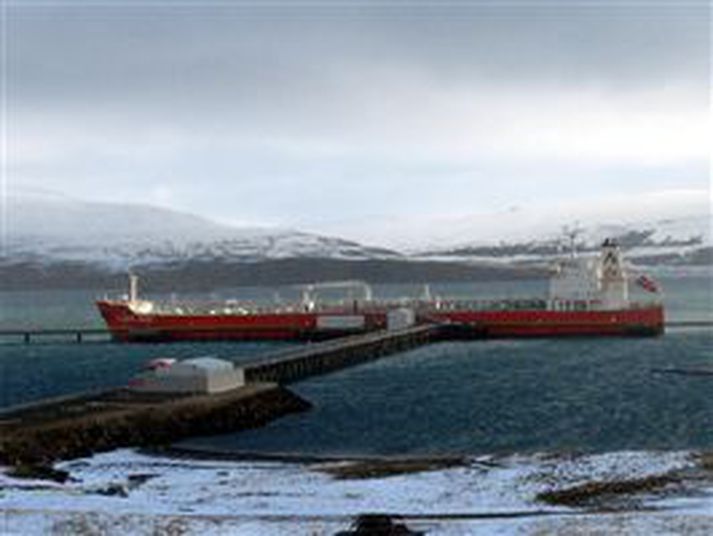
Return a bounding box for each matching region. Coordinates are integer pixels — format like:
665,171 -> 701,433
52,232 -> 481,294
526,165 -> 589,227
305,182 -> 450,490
130,356 -> 244,394
387,308 -> 416,330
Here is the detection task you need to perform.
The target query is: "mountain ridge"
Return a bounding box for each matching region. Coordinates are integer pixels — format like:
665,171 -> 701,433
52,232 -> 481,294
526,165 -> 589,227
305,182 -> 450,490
3,190 -> 402,270
1,191 -> 709,290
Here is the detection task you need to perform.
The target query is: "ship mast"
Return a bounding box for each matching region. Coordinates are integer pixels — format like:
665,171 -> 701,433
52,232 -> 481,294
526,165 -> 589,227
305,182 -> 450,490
562,223 -> 583,259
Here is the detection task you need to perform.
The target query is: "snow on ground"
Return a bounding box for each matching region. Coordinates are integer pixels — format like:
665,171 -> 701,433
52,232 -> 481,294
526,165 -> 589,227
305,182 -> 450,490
2,449 -> 712,535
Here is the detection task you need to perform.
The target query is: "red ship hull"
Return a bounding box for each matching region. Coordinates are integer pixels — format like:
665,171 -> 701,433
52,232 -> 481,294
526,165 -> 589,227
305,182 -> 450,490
96,301 -> 388,342
430,306 -> 664,338
96,300 -> 664,342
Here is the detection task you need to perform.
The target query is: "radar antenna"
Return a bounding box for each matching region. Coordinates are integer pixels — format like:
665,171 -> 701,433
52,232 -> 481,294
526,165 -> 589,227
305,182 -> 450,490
562,223 -> 583,259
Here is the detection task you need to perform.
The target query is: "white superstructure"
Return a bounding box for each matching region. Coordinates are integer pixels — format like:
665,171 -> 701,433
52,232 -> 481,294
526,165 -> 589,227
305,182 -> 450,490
597,238 -> 630,309
549,238 -> 635,310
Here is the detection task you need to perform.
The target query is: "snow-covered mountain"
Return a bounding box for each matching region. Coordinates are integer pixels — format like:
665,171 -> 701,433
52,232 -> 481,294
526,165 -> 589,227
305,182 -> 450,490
417,213 -> 712,267
1,190 -> 400,271
328,189 -> 711,252
1,189 -> 709,280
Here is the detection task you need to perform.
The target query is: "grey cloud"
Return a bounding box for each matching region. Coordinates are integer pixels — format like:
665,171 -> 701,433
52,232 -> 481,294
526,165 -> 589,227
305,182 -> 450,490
5,1 -> 710,232
10,2 -> 708,108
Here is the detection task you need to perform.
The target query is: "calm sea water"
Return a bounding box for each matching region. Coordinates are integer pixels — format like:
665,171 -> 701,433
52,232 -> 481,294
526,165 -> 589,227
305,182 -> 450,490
1,274 -> 711,455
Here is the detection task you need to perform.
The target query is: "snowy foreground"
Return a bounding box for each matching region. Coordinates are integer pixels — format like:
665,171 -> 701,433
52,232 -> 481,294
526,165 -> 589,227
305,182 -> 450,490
2,449 -> 713,535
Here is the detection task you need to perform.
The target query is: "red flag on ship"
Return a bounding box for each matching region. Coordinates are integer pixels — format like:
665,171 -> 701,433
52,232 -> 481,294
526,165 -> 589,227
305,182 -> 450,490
636,274 -> 659,293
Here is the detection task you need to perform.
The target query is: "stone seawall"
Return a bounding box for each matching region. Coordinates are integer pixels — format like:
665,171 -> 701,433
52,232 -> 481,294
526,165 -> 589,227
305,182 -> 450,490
0,384 -> 310,466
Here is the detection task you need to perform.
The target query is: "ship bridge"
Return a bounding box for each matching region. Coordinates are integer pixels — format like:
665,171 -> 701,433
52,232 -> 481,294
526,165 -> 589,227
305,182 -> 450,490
548,238 -> 631,311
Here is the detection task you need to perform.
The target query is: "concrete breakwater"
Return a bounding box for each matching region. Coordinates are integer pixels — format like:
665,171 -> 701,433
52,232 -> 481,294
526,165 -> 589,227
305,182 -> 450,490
0,326 -> 457,467
0,384 -> 310,466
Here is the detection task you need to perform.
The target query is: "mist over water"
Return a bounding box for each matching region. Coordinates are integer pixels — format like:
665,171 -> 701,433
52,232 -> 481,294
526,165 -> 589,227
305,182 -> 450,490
1,275 -> 711,455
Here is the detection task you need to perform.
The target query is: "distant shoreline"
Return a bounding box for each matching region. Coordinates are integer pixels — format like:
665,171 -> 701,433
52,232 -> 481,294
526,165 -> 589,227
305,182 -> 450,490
0,257 -> 547,291
1,258 -> 711,292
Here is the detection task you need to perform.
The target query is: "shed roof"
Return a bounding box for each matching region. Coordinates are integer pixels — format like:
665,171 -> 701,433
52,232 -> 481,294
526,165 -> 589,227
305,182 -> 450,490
176,356 -> 234,371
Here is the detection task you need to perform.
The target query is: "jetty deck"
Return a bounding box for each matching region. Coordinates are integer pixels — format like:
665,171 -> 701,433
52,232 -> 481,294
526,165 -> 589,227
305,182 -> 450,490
0,325 -> 444,465
0,328 -> 114,344
243,324 -> 440,384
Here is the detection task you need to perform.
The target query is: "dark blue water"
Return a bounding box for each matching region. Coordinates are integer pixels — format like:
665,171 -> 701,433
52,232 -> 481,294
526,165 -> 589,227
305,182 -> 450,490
1,274 -> 711,455
187,329 -> 713,456
0,341 -> 289,407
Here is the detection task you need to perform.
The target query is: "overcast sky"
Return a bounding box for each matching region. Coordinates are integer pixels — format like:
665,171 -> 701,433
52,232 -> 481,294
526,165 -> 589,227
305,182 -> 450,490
4,0 -> 711,244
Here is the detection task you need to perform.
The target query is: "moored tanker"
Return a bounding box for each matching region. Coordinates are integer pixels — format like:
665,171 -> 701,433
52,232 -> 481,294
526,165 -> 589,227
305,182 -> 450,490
96,239 -> 663,342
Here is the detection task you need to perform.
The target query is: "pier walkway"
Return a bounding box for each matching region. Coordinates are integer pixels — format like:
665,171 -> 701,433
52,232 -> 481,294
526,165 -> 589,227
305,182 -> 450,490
242,325 -> 440,384
0,328 -> 113,344
0,326 -> 440,465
